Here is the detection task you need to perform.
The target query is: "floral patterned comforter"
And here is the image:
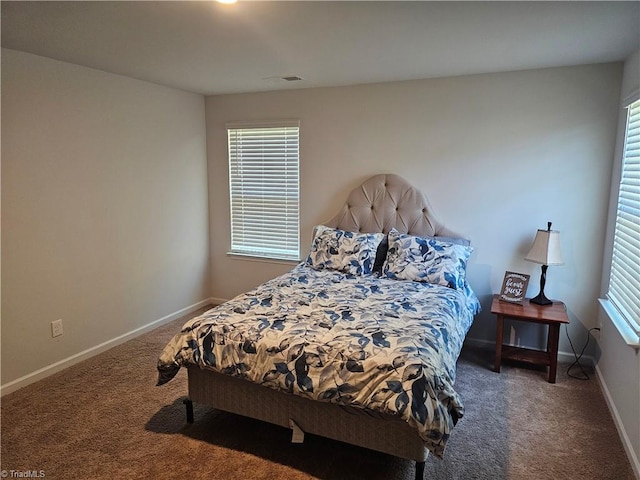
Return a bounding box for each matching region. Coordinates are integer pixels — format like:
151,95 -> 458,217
157,263 -> 480,458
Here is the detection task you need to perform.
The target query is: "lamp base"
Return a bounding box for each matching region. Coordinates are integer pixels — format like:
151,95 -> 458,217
530,264 -> 553,306
530,292 -> 552,306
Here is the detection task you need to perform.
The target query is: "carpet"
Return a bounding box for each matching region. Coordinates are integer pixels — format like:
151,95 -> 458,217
1,307 -> 635,479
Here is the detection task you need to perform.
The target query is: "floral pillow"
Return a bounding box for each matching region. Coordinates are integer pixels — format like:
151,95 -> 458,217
306,225 -> 384,276
372,233 -> 470,275
382,229 -> 473,289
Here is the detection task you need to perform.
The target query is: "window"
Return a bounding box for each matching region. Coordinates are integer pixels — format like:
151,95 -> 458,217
227,121 -> 300,261
605,98 -> 640,345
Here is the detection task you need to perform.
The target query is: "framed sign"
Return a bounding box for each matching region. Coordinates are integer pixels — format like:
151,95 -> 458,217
499,271 -> 530,304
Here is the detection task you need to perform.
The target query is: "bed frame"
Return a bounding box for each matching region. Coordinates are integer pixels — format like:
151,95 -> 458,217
183,173 -> 466,480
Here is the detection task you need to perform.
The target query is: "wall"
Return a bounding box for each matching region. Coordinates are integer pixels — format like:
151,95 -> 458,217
596,49 -> 640,478
1,49 -> 211,390
206,63 -> 622,360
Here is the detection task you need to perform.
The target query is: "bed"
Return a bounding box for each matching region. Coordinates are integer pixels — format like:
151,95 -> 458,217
157,173 -> 480,479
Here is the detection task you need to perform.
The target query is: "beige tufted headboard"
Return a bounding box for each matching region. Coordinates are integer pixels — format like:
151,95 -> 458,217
325,173 -> 465,239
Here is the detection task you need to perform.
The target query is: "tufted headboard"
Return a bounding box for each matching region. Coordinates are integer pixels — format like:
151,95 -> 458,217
325,173 -> 465,239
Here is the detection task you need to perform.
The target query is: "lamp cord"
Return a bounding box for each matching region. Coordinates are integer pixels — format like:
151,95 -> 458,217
565,325 -> 600,380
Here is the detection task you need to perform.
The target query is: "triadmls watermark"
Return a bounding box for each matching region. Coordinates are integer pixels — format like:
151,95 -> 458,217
1,470 -> 45,478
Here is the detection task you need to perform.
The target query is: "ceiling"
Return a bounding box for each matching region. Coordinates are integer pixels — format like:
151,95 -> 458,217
1,1 -> 639,96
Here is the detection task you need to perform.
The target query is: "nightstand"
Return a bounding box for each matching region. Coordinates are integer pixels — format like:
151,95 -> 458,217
490,294 -> 570,383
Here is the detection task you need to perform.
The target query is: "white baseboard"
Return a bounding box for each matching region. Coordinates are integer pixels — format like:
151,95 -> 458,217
0,298 -> 214,397
594,364 -> 640,479
463,337 -> 595,366
210,296 -> 229,306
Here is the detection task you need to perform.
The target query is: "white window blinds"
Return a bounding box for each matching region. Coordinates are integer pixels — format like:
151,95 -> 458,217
608,99 -> 640,336
227,122 -> 300,261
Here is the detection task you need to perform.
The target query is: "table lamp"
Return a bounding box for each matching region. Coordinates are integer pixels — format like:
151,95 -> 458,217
525,222 -> 564,306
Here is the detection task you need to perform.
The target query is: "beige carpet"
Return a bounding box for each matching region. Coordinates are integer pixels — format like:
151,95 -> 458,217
1,307 -> 635,479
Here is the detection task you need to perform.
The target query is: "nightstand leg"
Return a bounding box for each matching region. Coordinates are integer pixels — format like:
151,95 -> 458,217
494,315 -> 504,373
548,323 -> 560,383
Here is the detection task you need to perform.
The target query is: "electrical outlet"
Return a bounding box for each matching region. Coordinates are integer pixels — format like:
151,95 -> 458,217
51,319 -> 63,337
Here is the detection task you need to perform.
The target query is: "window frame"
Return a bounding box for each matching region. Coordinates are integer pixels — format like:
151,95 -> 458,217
600,97 -> 640,349
226,120 -> 301,262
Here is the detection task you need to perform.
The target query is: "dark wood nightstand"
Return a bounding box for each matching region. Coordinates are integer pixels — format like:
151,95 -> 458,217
490,294 -> 570,383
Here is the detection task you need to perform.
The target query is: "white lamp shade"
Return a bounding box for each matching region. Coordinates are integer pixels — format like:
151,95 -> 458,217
525,229 -> 564,266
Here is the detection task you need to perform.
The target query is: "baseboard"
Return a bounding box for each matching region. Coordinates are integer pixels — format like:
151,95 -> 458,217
594,364 -> 640,479
463,337 -> 595,366
0,298 -> 214,397
211,296 -> 229,306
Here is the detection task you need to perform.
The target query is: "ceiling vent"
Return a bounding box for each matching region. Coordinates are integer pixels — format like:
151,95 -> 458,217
261,75 -> 305,84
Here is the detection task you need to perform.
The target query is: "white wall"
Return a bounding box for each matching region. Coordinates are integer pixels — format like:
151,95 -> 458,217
1,49 -> 211,389
1,45 -> 632,472
596,49 -> 640,478
206,63 -> 622,359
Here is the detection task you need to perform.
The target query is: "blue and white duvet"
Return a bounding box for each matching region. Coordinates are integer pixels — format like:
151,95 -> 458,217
158,263 -> 480,458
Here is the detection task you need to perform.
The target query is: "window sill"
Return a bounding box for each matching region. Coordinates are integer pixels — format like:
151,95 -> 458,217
598,298 -> 640,350
226,252 -> 301,266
